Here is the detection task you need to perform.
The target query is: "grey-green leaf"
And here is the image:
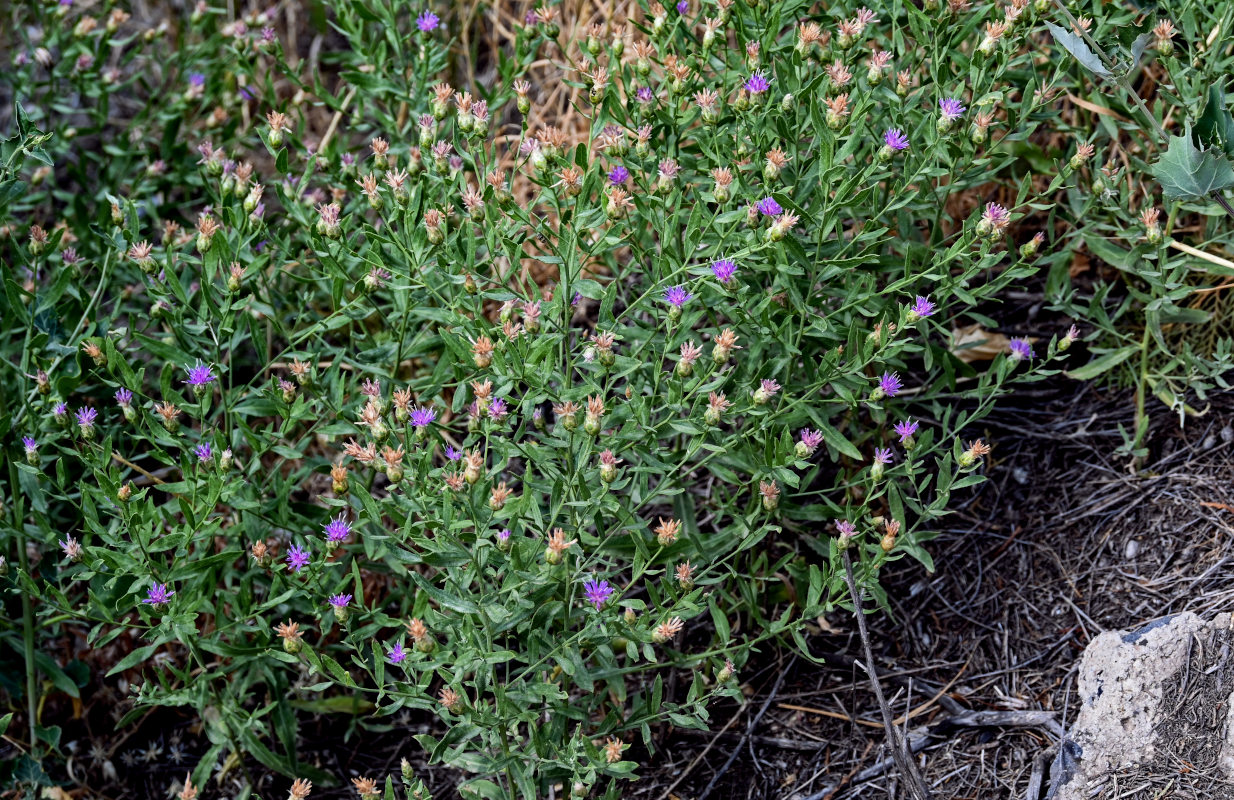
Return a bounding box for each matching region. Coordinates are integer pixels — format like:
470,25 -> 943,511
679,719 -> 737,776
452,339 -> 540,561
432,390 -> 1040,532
1150,128 -> 1234,199
1045,22 -> 1111,77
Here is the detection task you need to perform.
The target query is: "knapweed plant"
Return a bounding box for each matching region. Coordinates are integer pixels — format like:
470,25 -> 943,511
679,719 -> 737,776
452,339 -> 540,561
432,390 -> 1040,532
1,0 -> 1089,795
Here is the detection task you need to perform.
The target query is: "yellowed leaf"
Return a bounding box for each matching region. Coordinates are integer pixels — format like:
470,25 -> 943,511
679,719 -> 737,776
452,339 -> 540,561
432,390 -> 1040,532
950,323 -> 1012,363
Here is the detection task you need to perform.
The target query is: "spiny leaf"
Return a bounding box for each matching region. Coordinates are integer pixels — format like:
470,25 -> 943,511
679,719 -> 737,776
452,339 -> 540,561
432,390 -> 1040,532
1045,22 -> 1111,77
1150,127 -> 1234,200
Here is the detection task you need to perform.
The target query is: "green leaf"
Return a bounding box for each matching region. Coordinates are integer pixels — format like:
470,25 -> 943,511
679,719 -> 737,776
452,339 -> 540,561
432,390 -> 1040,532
1044,22 -> 1111,77
1065,345 -> 1138,380
1151,128 -> 1234,200
1196,85 -> 1234,159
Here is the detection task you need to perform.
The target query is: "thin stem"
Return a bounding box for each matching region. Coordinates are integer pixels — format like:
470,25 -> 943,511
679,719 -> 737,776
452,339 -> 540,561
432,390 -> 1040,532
841,548 -> 932,800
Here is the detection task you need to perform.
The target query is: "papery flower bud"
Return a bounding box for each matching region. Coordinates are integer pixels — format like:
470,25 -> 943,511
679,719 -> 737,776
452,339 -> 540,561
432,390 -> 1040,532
1059,324 -> 1079,352
716,658 -> 735,683
759,480 -> 780,511
1140,207 -> 1162,244
118,482 -> 133,502
1019,231 -> 1045,259
275,620 -> 303,654
583,395 -> 605,435
958,438 -> 992,468
752,378 -> 780,405
880,519 -> 900,552
704,392 -> 731,425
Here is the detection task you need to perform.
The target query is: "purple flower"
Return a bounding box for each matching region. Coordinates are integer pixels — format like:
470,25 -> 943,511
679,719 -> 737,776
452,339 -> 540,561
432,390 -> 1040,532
328,593 -> 353,610
835,520 -> 856,538
883,128 -> 910,151
387,641 -> 408,664
910,296 -> 936,318
194,442 -> 213,462
893,419 -> 919,443
664,285 -> 693,308
143,582 -> 174,605
939,98 -> 966,121
873,447 -> 894,465
410,406 -> 437,428
489,398 -> 508,419
497,528 -> 511,542
756,197 -> 783,216
53,402 -> 68,419
583,578 -> 614,609
609,165 -> 630,186
799,429 -> 824,449
323,514 -> 351,543
1009,338 -> 1034,361
261,26 -> 277,43
239,86 -> 256,101
444,445 -> 462,461
115,388 -> 133,406
286,544 -> 311,572
636,87 -> 654,104
185,362 -> 217,386
23,435 -> 37,450
189,73 -> 206,87
417,11 -> 439,31
75,407 -> 98,427
676,0 -> 688,13
878,372 -> 903,397
711,258 -> 737,283
745,72 -> 770,94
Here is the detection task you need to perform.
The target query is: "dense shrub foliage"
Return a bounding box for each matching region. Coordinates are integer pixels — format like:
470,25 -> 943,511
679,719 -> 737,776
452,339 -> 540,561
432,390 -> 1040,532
4,0 -> 1230,796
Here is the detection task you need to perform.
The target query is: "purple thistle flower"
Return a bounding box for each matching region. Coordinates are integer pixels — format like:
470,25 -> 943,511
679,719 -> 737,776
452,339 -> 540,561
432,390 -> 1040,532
572,291 -> 583,306
489,398 -> 508,419
878,372 -> 903,397
328,593 -> 353,610
609,165 -> 630,186
286,544 -> 311,573
799,429 -> 824,449
53,402 -> 68,419
194,442 -> 213,462
143,582 -> 174,605
115,388 -> 133,406
676,0 -> 688,12
1009,338 -> 1034,361
711,258 -> 737,284
664,285 -> 693,308
261,26 -> 277,43
939,98 -> 966,121
387,641 -> 408,664
636,87 -> 654,104
75,407 -> 98,427
583,578 -> 614,609
756,197 -> 783,216
497,528 -> 511,542
23,435 -> 37,449
873,447 -> 894,465
410,406 -> 437,428
893,419 -> 919,443
189,73 -> 206,87
910,295 -> 936,318
744,72 -> 770,94
185,362 -> 217,386
883,128 -> 910,151
417,11 -> 439,31
323,514 -> 351,543
444,445 -> 462,461
835,520 -> 856,538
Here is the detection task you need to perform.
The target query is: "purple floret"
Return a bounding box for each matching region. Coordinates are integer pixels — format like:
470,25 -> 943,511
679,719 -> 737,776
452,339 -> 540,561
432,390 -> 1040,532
1009,338 -> 1034,361
583,578 -> 614,609
883,128 -> 910,151
185,362 -> 217,386
664,285 -> 693,308
143,582 -> 174,605
328,593 -> 352,609
387,641 -> 408,663
800,429 -> 824,448
873,447 -> 894,465
194,442 -> 212,462
417,11 -> 439,31
745,72 -> 770,94
911,295 -> 936,318
411,406 -> 437,428
711,258 -> 737,284
286,544 -> 311,572
76,407 -> 98,427
324,514 -> 351,543
756,197 -> 783,216
609,165 -> 630,185
115,388 -> 133,406
893,419 -> 919,443
879,372 -> 903,397
939,98 -> 966,121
